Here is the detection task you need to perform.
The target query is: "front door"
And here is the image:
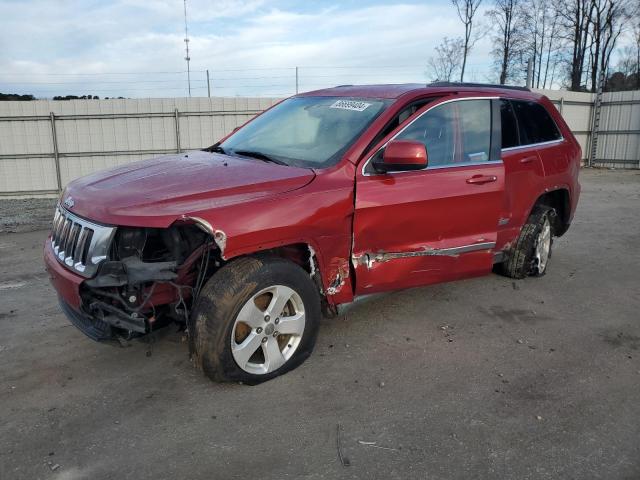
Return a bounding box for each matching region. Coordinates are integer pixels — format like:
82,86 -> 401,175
352,97 -> 505,295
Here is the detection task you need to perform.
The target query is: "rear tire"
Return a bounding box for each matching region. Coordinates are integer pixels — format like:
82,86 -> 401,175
188,256 -> 321,384
498,206 -> 556,279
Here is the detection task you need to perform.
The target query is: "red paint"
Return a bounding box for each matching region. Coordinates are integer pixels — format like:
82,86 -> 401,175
64,152 -> 315,228
44,238 -> 83,308
382,140 -> 428,168
353,161 -> 505,294
47,84 -> 580,316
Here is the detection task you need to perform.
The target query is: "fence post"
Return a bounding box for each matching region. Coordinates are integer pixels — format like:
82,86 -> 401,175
559,97 -> 564,114
588,70 -> 605,167
49,112 -> 63,192
206,69 -> 211,98
174,108 -> 181,153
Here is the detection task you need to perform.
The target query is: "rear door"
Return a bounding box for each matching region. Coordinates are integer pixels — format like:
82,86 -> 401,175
352,96 -> 505,295
496,99 -> 564,249
496,99 -> 547,249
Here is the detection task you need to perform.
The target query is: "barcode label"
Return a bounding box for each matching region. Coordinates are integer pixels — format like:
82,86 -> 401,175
330,100 -> 371,112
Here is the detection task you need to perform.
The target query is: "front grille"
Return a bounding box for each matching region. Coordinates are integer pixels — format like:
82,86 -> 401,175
51,206 -> 116,277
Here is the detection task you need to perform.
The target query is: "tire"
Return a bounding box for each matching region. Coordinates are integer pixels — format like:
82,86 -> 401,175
188,256 -> 321,384
498,206 -> 556,279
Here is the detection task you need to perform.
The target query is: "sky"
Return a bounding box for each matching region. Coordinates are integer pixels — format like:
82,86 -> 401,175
0,0 -> 631,98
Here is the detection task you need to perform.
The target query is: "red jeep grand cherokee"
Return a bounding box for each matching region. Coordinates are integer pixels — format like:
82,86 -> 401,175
44,83 -> 581,384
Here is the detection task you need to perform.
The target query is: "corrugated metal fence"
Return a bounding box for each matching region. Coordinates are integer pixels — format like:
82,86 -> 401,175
539,89 -> 640,170
0,90 -> 638,197
0,97 -> 280,196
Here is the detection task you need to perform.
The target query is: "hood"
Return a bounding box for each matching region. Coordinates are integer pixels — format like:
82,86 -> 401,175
63,150 -> 316,227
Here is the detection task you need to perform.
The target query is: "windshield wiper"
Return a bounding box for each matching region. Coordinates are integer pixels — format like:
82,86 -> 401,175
209,145 -> 227,154
232,150 -> 288,166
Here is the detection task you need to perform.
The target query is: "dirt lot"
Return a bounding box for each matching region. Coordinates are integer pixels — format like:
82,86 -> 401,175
1,169 -> 639,480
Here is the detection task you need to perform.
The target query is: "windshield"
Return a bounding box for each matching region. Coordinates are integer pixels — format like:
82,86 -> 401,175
218,96 -> 389,169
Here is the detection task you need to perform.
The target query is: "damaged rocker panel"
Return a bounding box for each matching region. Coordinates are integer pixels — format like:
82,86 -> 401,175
354,241 -> 496,268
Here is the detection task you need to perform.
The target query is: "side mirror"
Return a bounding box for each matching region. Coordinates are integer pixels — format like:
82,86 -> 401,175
372,140 -> 428,173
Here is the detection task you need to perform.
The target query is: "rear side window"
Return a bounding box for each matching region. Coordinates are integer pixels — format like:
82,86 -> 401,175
500,100 -> 519,148
511,100 -> 561,145
458,99 -> 491,162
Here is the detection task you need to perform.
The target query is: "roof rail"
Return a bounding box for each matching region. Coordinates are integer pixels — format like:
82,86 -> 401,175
428,81 -> 531,92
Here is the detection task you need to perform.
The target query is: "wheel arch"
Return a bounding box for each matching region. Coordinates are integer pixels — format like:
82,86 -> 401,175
531,188 -> 571,236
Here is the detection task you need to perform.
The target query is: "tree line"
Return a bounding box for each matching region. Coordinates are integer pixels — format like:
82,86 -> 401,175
428,0 -> 640,91
0,93 -> 127,101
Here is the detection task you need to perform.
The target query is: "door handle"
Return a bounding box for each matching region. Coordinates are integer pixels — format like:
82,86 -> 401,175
466,175 -> 497,185
520,156 -> 536,164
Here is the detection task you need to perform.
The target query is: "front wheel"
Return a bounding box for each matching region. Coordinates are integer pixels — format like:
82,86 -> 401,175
189,256 -> 321,384
498,206 -> 556,279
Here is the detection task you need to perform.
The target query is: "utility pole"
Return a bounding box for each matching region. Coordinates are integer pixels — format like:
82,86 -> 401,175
526,58 -> 533,89
183,0 -> 191,97
295,67 -> 299,94
206,69 -> 211,98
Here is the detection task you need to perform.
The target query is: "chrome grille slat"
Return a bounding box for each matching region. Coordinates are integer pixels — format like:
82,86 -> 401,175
74,228 -> 89,264
53,213 -> 65,246
59,219 -> 72,259
49,206 -> 116,278
66,224 -> 82,265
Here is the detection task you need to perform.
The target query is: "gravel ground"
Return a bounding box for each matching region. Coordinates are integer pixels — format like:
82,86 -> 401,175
0,198 -> 56,233
0,169 -> 639,480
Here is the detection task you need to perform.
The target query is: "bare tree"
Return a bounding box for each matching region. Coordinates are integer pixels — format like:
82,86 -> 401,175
634,21 -> 640,88
608,19 -> 640,91
519,0 -> 565,88
557,0 -> 594,90
616,46 -> 636,75
487,0 -> 524,84
540,11 -> 564,88
451,0 -> 484,81
427,37 -> 466,81
588,0 -> 632,92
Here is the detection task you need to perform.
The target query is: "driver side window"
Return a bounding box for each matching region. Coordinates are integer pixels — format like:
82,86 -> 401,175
392,99 -> 492,167
396,102 -> 457,167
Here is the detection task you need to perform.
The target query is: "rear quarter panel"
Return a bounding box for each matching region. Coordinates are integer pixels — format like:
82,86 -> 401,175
538,97 -> 582,224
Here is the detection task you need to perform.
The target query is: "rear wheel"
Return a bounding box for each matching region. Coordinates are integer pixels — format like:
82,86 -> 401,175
498,206 -> 556,279
189,256 -> 320,384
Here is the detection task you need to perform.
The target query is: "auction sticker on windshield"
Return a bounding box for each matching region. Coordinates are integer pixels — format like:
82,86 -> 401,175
330,100 -> 371,112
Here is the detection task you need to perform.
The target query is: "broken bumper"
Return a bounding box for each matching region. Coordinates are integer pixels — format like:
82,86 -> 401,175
58,295 -> 114,341
44,237 -> 83,309
45,238 -> 116,341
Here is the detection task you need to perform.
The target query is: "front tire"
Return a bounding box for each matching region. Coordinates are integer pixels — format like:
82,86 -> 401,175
498,206 -> 556,279
188,256 -> 321,384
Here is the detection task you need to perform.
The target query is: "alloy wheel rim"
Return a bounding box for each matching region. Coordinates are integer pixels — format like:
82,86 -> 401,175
534,217 -> 552,273
231,285 -> 305,375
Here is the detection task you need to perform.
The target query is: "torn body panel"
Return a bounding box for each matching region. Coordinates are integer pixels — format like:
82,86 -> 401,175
325,258 -> 351,295
48,222 -> 218,340
352,161 -> 505,296
49,162 -> 356,343
353,241 -> 497,267
175,165 -> 357,306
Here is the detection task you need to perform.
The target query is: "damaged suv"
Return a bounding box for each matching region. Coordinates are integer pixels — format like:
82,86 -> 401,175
45,83 -> 581,384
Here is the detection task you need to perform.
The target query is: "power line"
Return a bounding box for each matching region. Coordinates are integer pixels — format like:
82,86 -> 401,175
0,71 -> 199,76
0,80 -> 209,85
0,64 -> 492,77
